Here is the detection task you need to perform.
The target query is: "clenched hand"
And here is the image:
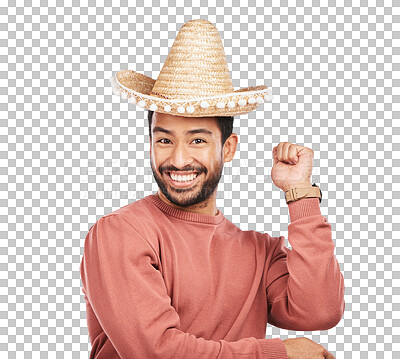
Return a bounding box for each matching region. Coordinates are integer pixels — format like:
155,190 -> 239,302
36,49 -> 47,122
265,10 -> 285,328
271,142 -> 314,192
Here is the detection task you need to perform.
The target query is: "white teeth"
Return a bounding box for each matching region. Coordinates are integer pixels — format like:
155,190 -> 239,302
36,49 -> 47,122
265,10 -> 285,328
170,173 -> 199,182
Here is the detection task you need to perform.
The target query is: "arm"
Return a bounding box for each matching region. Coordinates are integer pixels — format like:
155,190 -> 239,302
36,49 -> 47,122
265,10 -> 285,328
81,214 -> 288,359
266,198 -> 345,331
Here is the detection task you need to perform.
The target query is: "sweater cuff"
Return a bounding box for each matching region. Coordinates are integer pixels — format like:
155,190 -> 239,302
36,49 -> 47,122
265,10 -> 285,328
259,338 -> 288,359
288,197 -> 321,223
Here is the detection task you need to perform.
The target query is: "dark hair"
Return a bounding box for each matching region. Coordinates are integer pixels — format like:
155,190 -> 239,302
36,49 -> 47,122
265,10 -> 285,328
147,110 -> 234,146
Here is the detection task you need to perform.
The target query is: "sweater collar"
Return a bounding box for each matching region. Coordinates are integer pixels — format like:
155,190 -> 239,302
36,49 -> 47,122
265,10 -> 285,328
145,193 -> 225,225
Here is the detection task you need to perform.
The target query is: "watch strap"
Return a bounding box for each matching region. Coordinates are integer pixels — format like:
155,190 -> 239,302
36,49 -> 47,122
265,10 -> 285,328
285,184 -> 322,204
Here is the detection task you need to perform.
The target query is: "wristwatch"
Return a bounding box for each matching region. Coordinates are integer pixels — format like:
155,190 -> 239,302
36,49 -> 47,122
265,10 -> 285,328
285,183 -> 322,204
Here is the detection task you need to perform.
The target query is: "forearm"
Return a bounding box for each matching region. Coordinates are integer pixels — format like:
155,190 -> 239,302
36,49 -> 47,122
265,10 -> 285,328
267,198 -> 345,331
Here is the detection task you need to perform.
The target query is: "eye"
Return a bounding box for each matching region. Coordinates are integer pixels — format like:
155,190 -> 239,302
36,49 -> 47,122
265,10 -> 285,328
156,138 -> 206,144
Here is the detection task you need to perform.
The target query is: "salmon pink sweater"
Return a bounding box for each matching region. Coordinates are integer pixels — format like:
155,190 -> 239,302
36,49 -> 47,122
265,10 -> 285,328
80,193 -> 345,358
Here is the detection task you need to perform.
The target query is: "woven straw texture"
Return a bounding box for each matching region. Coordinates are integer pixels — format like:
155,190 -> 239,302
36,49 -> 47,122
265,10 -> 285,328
111,19 -> 271,117
150,19 -> 234,99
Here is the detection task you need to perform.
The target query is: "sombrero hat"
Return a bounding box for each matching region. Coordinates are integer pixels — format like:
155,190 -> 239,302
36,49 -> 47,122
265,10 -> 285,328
109,19 -> 272,117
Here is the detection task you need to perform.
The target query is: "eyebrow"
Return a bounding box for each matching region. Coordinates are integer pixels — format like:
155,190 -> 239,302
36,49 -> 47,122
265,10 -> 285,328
152,126 -> 213,137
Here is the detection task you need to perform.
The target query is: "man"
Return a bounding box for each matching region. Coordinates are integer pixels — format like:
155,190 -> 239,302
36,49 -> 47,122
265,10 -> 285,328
80,19 -> 345,358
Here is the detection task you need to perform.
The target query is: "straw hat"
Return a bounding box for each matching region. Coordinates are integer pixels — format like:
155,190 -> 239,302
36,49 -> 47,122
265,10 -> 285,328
109,19 -> 272,117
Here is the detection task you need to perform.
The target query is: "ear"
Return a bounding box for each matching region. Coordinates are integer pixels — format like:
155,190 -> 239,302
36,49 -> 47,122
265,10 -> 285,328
222,133 -> 238,163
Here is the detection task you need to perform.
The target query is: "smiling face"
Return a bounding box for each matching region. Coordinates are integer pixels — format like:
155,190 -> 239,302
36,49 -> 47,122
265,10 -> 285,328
149,112 -> 237,210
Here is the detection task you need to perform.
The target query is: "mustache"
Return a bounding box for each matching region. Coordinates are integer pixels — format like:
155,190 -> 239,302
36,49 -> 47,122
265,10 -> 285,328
161,167 -> 205,173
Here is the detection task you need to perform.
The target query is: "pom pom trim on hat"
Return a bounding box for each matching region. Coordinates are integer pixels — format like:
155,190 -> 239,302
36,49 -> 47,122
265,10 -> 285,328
110,74 -> 272,117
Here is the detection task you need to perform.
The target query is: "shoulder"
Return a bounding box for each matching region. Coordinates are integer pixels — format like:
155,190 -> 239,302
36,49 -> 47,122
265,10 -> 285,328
240,226 -> 287,257
223,218 -> 276,251
88,196 -> 160,255
109,196 -> 154,224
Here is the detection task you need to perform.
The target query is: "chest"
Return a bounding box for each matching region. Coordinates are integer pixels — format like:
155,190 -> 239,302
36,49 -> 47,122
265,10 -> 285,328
158,229 -> 266,317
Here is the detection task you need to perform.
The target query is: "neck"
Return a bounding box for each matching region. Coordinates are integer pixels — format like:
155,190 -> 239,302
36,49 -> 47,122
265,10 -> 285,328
156,190 -> 219,216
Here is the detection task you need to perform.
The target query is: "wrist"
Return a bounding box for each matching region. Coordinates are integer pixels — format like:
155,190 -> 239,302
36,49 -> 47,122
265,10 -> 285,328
285,183 -> 322,205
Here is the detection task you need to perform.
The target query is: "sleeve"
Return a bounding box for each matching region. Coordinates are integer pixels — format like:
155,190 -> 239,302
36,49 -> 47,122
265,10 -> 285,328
81,214 -> 289,359
265,198 -> 345,332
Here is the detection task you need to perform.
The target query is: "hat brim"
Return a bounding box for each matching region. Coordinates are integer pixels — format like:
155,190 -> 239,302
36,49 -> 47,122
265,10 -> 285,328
110,70 -> 272,117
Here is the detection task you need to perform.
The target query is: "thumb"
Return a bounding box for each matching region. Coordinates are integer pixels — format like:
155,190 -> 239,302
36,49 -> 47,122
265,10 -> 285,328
296,146 -> 314,164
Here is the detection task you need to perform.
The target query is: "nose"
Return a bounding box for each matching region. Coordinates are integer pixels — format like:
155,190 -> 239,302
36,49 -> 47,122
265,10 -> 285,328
170,142 -> 194,170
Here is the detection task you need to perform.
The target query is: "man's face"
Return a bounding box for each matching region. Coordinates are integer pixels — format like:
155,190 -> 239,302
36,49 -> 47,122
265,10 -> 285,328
150,112 -> 225,208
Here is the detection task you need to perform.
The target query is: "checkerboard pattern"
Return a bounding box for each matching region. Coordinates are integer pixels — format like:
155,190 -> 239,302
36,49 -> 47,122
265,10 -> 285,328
1,1 -> 398,358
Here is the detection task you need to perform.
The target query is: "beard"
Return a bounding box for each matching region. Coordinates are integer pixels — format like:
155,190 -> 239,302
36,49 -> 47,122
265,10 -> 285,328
150,155 -> 224,208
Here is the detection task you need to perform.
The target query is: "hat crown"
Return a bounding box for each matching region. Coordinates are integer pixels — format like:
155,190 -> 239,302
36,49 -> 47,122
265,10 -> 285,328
150,19 -> 234,100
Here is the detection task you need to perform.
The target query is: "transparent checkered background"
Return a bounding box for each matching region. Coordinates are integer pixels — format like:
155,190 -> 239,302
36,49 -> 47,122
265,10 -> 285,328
1,0 -> 398,358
